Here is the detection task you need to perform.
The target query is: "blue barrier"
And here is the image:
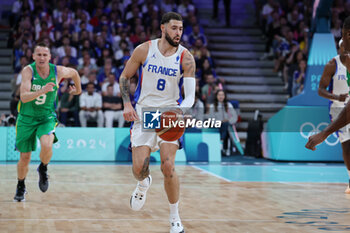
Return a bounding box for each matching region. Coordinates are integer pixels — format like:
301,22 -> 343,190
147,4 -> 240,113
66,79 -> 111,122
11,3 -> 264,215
265,106 -> 342,161
0,127 -> 6,161
6,127 -> 116,161
184,128 -> 221,162
115,127 -> 132,162
0,127 -> 221,162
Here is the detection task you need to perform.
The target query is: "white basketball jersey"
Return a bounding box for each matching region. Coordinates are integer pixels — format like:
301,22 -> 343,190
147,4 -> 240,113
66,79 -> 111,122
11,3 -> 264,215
330,55 -> 349,108
134,39 -> 187,108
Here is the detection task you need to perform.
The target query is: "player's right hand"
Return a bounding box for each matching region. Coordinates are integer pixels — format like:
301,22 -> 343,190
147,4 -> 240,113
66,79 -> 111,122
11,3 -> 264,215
42,82 -> 56,93
123,104 -> 139,122
338,93 -> 348,102
305,132 -> 328,151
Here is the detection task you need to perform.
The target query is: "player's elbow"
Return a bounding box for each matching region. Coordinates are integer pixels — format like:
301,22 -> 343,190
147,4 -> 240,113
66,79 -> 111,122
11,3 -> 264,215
317,88 -> 325,97
20,94 -> 28,103
119,75 -> 127,82
75,89 -> 82,95
70,69 -> 79,80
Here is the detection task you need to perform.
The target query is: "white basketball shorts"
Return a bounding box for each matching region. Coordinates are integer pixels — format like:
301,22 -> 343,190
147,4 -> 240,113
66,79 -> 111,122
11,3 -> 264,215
130,120 -> 179,152
330,106 -> 350,143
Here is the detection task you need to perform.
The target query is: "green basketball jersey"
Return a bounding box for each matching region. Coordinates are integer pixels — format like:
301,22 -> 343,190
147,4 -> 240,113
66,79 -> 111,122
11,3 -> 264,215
17,62 -> 59,117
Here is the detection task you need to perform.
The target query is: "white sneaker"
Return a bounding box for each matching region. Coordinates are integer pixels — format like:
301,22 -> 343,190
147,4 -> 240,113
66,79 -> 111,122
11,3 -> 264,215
130,175 -> 152,211
170,220 -> 185,233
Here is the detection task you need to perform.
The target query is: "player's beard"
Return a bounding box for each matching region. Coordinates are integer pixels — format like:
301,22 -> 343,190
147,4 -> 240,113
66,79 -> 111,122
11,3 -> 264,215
165,31 -> 180,47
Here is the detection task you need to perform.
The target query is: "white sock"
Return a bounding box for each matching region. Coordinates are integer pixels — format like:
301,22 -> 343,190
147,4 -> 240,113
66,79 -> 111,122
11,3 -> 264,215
348,170 -> 350,180
169,201 -> 180,222
139,176 -> 150,187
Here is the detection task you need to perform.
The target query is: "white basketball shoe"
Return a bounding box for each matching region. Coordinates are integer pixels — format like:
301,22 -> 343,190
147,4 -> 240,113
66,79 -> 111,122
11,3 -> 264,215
170,219 -> 185,233
130,175 -> 152,211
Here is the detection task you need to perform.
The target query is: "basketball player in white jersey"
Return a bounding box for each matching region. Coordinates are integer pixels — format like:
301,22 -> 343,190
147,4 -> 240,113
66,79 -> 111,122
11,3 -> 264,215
317,39 -> 350,194
119,12 -> 195,233
305,16 -> 350,191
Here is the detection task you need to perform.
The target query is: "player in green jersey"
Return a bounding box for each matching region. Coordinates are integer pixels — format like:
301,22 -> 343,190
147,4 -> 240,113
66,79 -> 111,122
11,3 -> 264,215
14,42 -> 82,202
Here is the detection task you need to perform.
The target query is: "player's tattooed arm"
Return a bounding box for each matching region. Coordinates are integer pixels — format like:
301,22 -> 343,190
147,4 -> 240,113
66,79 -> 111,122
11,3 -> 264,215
120,42 -> 148,121
182,50 -> 196,77
119,42 -> 148,104
120,75 -> 131,103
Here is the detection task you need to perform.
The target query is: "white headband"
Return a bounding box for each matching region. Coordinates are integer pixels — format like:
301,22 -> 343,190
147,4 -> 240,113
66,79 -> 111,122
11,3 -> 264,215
339,39 -> 343,47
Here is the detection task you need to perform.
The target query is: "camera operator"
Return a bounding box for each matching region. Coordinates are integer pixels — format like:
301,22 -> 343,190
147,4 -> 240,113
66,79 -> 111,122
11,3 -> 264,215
0,114 -> 16,127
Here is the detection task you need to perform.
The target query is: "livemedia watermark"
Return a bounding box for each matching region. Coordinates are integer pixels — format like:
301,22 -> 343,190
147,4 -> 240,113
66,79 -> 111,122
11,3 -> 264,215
142,109 -> 222,130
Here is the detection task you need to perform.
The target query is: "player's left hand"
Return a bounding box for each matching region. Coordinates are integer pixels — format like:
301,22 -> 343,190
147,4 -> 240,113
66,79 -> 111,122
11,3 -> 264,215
305,132 -> 328,151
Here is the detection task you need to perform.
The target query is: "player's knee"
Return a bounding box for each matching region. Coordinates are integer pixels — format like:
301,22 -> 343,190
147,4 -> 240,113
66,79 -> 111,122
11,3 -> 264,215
41,143 -> 52,152
20,153 -> 31,164
161,160 -> 174,177
132,164 -> 149,180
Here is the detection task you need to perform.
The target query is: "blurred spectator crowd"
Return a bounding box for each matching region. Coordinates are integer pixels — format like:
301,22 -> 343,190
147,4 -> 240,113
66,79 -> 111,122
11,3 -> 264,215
7,0 -> 228,128
256,0 -> 347,98
255,0 -> 313,98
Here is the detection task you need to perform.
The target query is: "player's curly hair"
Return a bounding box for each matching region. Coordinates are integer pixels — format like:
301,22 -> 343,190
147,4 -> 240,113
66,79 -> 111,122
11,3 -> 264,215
161,12 -> 183,25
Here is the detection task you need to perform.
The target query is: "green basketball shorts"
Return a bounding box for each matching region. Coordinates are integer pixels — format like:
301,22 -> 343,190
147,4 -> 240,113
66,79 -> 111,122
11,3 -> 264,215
15,114 -> 58,153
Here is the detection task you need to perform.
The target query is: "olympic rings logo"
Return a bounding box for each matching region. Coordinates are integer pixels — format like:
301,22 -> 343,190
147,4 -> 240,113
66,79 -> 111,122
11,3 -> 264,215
300,122 -> 339,146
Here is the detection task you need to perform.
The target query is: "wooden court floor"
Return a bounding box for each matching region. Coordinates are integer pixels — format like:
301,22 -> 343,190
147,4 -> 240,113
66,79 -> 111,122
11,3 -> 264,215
0,164 -> 350,233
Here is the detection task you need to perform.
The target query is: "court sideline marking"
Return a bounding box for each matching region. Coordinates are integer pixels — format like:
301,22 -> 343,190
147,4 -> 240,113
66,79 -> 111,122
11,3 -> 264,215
191,165 -> 231,182
0,218 -> 275,222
